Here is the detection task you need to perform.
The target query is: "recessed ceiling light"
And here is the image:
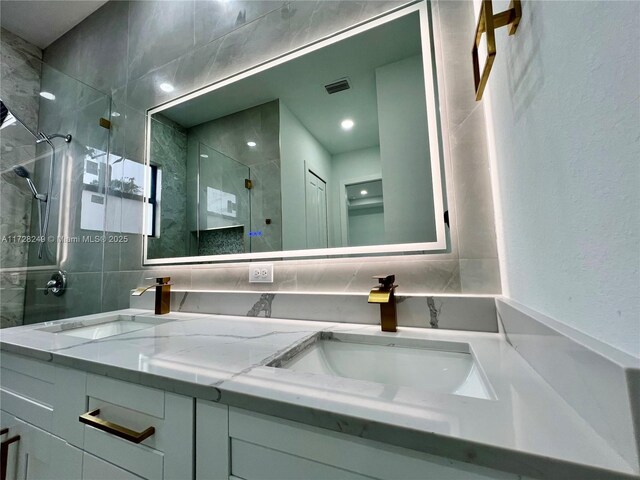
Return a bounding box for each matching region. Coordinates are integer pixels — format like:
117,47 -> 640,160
111,112 -> 121,117
40,91 -> 55,100
341,119 -> 354,130
159,82 -> 175,93
247,141 -> 257,147
360,190 -> 368,195
200,154 -> 209,158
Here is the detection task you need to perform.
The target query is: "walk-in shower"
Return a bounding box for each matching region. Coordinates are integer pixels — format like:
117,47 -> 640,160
1,36 -> 114,328
1,99 -> 72,259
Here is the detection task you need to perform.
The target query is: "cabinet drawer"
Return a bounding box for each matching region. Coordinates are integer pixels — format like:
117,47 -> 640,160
83,452 -> 145,480
231,439 -> 370,480
0,352 -> 55,431
81,374 -> 193,480
0,352 -> 86,446
229,408 -> 521,480
1,410 -> 84,480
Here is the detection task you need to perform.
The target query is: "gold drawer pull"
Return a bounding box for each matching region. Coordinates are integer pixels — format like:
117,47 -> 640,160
79,408 -> 155,444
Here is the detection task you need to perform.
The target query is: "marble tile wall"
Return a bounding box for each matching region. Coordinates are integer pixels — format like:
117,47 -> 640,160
430,0 -> 501,292
40,0 -> 500,313
147,114 -> 189,259
0,28 -> 42,327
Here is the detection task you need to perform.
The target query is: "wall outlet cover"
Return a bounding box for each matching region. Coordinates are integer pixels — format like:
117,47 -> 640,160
249,263 -> 274,283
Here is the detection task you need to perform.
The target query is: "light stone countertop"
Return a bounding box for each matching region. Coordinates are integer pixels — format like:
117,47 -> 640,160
0,309 -> 636,480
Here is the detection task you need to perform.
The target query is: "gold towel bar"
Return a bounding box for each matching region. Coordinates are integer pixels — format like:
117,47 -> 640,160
472,0 -> 522,100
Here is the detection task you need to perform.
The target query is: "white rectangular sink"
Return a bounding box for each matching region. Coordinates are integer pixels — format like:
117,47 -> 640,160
272,333 -> 494,400
37,314 -> 171,340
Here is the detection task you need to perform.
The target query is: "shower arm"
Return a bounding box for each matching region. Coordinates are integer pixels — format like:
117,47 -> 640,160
36,133 -> 72,144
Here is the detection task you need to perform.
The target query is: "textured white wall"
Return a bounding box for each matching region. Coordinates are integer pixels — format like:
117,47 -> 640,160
376,55 -> 436,244
485,1 -> 640,356
329,146 -> 382,247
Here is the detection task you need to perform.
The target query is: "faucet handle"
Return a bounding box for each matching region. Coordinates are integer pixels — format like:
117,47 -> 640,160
144,276 -> 171,284
373,274 -> 395,287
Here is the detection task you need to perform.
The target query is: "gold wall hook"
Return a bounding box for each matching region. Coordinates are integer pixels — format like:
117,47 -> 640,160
472,0 -> 521,101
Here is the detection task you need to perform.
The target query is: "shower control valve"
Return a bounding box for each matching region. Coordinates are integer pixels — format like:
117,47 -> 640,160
44,270 -> 67,296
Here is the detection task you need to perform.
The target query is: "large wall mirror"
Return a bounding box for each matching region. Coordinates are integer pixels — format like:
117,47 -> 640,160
144,2 -> 446,264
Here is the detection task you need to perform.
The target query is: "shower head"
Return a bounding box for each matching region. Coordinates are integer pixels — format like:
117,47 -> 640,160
12,165 -> 31,179
12,165 -> 46,201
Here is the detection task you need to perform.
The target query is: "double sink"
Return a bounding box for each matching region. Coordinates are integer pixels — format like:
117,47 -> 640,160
38,315 -> 495,401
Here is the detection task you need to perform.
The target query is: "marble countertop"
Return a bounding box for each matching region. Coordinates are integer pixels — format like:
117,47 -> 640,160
1,309 -> 636,480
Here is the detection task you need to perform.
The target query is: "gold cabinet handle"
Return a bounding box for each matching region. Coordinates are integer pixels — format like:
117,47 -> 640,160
1,433 -> 20,480
79,408 -> 155,444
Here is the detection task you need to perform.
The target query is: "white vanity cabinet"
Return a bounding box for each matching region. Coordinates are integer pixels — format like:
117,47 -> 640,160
196,402 -> 523,480
0,411 -> 83,480
1,351 -> 523,480
0,352 -> 193,480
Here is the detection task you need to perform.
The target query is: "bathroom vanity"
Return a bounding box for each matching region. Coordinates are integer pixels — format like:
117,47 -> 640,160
1,308 -> 636,480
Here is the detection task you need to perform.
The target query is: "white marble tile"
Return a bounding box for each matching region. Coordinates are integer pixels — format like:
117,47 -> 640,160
131,290 -> 498,332
460,258 -> 501,294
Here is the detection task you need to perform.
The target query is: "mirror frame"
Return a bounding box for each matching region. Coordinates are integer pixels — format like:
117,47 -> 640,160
143,1 -> 447,265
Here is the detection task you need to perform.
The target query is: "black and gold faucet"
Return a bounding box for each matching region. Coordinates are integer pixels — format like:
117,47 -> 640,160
368,274 -> 398,332
131,277 -> 172,314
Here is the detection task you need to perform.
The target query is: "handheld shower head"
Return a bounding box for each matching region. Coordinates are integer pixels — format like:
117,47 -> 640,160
12,165 -> 31,178
12,165 -> 46,201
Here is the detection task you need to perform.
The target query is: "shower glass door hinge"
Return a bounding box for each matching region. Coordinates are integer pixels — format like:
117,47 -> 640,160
245,179 -> 253,189
99,117 -> 112,129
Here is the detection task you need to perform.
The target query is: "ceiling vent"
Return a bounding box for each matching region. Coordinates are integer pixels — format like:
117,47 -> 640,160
324,78 -> 351,95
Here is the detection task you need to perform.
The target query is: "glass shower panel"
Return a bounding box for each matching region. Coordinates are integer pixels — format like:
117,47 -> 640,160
26,62 -> 111,269
0,53 -> 111,327
197,143 -> 251,255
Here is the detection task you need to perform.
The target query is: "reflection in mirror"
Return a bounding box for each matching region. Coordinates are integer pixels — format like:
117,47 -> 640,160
345,179 -> 384,247
145,5 -> 446,263
197,143 -> 251,255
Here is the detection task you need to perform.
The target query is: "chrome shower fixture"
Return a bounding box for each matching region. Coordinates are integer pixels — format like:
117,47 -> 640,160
1,98 -> 72,259
12,165 -> 47,202
36,132 -> 72,144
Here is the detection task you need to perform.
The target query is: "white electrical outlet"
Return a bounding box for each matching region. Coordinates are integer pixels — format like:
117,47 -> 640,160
249,263 -> 274,283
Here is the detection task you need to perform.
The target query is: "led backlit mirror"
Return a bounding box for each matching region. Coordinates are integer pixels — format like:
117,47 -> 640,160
145,3 -> 446,264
